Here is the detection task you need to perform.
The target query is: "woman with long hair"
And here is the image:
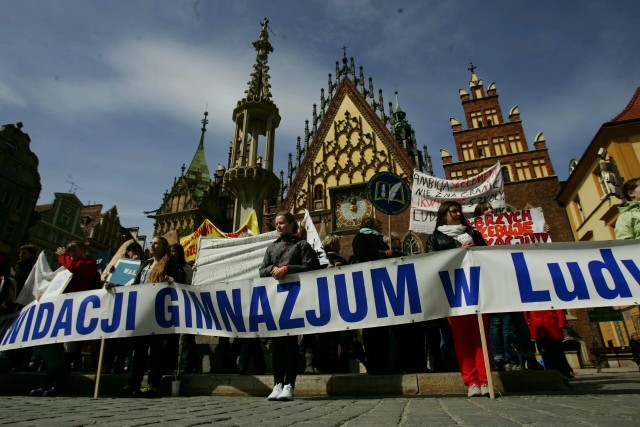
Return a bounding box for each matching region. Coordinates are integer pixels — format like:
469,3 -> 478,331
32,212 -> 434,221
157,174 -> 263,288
260,212 -> 319,401
426,201 -> 490,397
121,236 -> 180,398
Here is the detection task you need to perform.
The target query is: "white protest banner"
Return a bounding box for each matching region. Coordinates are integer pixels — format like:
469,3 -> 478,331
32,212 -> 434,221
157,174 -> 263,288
410,163 -> 506,234
301,209 -> 329,266
41,269 -> 73,299
16,252 -> 65,307
468,207 -> 552,246
192,231 -> 278,285
2,239 -> 639,351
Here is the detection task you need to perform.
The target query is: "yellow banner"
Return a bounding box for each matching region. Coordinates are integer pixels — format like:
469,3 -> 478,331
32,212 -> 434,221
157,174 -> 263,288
180,211 -> 260,262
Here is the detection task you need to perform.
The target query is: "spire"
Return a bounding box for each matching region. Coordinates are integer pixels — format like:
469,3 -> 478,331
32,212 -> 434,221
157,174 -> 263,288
243,17 -> 274,102
185,111 -> 212,186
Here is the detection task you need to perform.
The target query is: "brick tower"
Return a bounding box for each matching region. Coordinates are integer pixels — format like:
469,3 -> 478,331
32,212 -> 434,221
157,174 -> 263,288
442,64 -> 572,242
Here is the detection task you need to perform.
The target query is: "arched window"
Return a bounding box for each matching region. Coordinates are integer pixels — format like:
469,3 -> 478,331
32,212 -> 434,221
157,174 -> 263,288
402,233 -> 423,255
313,184 -> 323,200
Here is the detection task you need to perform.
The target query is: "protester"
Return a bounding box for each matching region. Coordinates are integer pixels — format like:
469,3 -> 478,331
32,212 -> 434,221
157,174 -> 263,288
120,236 -> 181,398
102,242 -> 143,374
426,201 -> 490,397
525,309 -> 574,379
315,234 -> 349,373
170,243 -> 203,374
28,240 -> 98,397
322,234 -> 347,267
10,244 -> 37,303
0,255 -> 17,372
351,216 -> 395,374
0,255 -> 16,315
260,211 -> 319,401
615,177 -> 640,240
473,202 -> 542,372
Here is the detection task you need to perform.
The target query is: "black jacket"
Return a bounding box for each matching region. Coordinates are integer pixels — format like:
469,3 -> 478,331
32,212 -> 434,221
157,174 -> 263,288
351,231 -> 389,263
426,226 -> 487,253
259,235 -> 319,278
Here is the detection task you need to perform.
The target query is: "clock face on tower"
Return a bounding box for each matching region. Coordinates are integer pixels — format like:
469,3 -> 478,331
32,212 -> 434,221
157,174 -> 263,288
334,190 -> 373,229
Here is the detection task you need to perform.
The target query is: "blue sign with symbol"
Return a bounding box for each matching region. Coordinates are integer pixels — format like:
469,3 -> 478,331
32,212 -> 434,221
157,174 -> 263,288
366,172 -> 410,215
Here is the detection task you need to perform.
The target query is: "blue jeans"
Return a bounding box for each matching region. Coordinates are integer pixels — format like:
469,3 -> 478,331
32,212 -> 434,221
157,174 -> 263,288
489,313 -> 516,363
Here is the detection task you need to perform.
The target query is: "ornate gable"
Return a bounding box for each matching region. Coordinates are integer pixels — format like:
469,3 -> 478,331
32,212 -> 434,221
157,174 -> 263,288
283,78 -> 415,215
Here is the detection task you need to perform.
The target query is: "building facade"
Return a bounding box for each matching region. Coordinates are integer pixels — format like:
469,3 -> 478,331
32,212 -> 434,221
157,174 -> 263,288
149,112 -> 233,243
442,67 -> 573,242
557,86 -> 640,352
0,122 -> 41,259
440,66 -> 599,368
269,51 -> 430,259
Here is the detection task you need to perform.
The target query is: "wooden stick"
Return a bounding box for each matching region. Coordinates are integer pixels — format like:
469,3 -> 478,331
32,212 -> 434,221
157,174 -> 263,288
477,312 -> 495,399
93,337 -> 106,399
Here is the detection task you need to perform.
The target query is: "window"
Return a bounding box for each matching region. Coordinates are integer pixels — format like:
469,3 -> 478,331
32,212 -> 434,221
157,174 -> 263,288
592,168 -> 606,197
451,170 -> 463,179
493,138 -> 507,156
508,135 -> 523,153
514,161 -> 531,180
466,168 -> 480,177
13,196 -> 25,213
532,159 -> 549,178
402,234 -> 422,255
313,184 -> 323,200
470,111 -> 483,128
1,190 -> 12,206
485,109 -> 499,126
461,142 -> 475,161
573,196 -> 585,222
477,140 -> 489,158
501,166 -> 512,183
2,221 -> 17,242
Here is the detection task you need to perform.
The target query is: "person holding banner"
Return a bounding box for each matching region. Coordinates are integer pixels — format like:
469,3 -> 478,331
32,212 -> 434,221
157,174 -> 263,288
426,201 -> 490,397
615,177 -> 640,240
28,240 -> 98,397
352,216 -> 396,375
473,202 -> 544,372
120,236 -> 181,398
260,212 -> 320,402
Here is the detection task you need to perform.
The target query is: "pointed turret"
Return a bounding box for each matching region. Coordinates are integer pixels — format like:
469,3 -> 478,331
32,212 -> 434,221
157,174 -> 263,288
390,90 -> 426,172
224,18 -> 281,229
185,111 -> 212,187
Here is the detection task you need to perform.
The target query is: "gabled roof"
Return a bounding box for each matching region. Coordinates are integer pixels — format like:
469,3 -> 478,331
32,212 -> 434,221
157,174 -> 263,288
283,78 -> 415,210
611,86 -> 640,122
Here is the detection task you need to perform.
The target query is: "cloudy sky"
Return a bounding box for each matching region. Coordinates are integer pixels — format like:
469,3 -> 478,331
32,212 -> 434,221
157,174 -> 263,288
1,0 -> 639,244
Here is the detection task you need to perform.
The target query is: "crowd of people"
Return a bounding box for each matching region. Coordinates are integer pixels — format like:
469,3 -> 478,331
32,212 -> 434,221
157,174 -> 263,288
1,176 -> 638,399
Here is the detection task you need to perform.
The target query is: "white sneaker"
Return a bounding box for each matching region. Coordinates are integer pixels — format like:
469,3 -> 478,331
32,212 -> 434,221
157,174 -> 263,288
480,384 -> 490,397
277,383 -> 294,401
467,384 -> 481,397
267,383 -> 283,401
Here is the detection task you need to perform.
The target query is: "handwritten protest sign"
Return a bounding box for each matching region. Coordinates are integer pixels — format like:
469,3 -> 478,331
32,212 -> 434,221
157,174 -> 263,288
410,162 -> 505,234
468,207 -> 551,245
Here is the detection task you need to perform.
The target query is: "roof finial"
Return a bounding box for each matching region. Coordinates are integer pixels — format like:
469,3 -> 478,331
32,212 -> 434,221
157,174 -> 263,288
201,110 -> 209,133
468,61 -> 477,75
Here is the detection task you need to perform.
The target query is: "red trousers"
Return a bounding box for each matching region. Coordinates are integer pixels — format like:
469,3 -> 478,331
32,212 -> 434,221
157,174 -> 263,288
449,314 -> 491,387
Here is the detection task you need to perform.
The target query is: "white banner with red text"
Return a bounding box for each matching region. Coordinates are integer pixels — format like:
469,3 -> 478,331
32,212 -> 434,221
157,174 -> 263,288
1,239 -> 638,350
410,163 -> 506,234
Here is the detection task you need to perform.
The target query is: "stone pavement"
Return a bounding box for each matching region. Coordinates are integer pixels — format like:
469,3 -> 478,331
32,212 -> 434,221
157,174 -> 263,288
0,369 -> 639,426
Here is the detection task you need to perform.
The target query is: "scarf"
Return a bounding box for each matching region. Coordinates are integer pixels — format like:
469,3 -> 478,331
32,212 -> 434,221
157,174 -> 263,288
437,224 -> 468,236
359,227 -> 383,236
